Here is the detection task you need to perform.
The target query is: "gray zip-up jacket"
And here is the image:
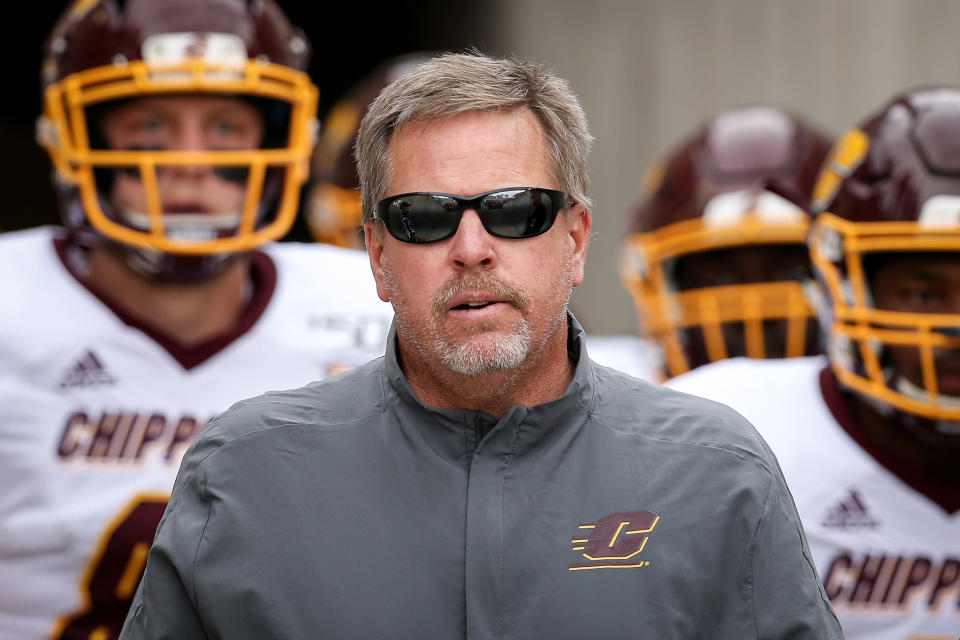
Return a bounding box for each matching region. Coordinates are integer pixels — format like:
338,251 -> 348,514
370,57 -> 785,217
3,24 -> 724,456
121,315 -> 841,639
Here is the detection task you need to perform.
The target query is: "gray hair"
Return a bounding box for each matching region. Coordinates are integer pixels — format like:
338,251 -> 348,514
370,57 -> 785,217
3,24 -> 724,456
355,51 -> 593,223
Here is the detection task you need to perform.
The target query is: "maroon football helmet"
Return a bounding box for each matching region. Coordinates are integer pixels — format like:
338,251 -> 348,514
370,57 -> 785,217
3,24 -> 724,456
620,106 -> 832,378
809,86 -> 960,435
38,0 -> 318,280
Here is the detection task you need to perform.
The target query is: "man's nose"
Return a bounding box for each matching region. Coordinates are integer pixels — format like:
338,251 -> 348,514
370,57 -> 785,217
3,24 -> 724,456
448,209 -> 496,269
166,125 -> 211,178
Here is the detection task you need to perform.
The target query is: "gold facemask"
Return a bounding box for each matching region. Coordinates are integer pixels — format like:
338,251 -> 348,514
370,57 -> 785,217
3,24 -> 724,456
39,55 -> 318,254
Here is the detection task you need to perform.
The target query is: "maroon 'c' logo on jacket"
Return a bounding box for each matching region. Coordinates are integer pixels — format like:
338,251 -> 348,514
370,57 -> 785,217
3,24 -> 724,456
569,510 -> 660,571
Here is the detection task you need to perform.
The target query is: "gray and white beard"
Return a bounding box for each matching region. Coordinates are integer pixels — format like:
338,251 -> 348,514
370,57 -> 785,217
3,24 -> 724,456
382,262 -> 570,377
438,309 -> 533,376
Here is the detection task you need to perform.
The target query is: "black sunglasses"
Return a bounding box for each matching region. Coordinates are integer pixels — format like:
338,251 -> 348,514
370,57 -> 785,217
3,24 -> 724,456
372,187 -> 572,244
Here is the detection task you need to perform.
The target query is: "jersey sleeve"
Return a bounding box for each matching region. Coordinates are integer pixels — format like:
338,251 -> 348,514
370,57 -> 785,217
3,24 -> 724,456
750,472 -> 843,639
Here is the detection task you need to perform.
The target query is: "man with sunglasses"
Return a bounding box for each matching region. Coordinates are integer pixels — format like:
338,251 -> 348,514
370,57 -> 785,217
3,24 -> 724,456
122,53 -> 840,639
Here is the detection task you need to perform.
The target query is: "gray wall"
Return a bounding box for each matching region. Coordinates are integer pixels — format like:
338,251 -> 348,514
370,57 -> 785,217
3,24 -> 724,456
485,0 -> 960,334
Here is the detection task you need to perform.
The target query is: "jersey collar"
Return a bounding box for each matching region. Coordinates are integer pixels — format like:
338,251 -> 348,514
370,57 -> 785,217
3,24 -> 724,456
54,233 -> 277,370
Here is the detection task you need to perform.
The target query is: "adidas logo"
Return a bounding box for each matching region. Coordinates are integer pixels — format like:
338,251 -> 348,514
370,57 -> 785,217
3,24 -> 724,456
59,350 -> 117,389
822,489 -> 880,529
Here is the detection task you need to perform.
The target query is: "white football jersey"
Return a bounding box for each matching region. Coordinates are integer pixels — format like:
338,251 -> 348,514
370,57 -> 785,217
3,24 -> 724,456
584,334 -> 662,383
668,356 -> 960,640
0,227 -> 394,640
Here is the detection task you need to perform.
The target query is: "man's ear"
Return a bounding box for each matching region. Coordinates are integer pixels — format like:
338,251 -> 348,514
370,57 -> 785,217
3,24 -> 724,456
364,222 -> 391,302
567,204 -> 592,287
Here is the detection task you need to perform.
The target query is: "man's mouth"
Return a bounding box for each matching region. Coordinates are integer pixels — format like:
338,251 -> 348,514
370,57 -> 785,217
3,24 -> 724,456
432,273 -> 529,320
453,300 -> 497,311
894,350 -> 960,398
446,288 -> 510,313
163,202 -> 211,214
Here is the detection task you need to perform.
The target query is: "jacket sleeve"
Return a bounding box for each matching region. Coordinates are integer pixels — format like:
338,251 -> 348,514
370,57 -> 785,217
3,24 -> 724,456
118,453 -> 211,639
751,473 -> 843,639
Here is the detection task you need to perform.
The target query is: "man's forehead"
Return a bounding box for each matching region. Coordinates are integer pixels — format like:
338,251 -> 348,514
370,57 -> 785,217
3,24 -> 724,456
386,108 -> 554,195
395,107 -> 542,140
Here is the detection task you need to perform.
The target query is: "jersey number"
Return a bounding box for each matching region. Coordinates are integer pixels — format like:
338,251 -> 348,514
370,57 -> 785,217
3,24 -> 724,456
53,497 -> 168,640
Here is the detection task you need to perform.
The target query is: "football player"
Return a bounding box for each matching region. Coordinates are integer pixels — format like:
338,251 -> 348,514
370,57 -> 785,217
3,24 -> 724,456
596,106 -> 831,381
0,1 -> 392,638
305,54 -> 431,250
669,87 -> 960,638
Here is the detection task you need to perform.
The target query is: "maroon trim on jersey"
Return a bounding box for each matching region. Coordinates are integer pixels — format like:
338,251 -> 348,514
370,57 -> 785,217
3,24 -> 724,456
819,367 -> 960,514
54,236 -> 277,370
